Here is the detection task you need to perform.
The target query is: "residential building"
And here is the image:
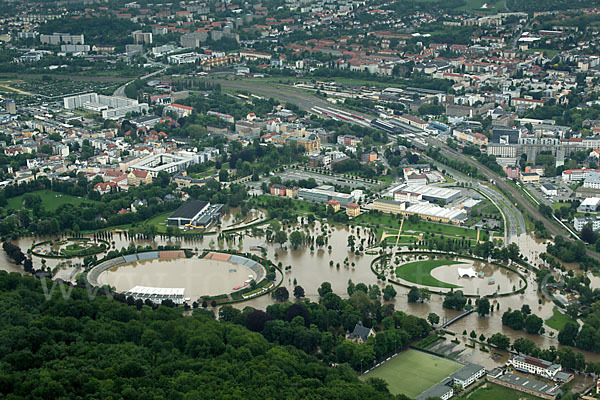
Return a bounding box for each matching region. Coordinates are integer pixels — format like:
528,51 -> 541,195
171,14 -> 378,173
127,169 -> 153,186
165,103 -> 194,118
345,321 -> 375,344
286,187 -> 299,199
361,151 -> 378,163
132,30 -> 153,44
270,184 -> 287,196
578,197 -> 600,213
346,202 -> 360,217
40,33 -> 84,45
326,199 -> 340,212
574,216 -> 600,232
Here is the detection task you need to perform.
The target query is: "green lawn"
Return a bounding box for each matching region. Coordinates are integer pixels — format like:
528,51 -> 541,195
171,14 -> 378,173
354,213 -> 478,239
145,211 -> 172,233
361,349 -> 461,398
7,190 -> 99,212
395,259 -> 463,288
545,307 -> 576,331
457,383 -> 540,400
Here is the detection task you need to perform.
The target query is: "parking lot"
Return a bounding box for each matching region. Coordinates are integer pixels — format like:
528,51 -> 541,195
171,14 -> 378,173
525,177 -> 574,205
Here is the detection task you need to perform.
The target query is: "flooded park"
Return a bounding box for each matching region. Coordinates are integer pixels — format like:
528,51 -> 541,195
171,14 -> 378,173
4,214 -> 600,367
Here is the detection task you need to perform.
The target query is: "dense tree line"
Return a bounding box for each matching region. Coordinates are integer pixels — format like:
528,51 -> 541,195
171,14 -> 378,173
547,235 -> 599,270
0,178 -> 183,237
219,281 -> 432,372
0,271 -> 399,399
426,148 -> 487,180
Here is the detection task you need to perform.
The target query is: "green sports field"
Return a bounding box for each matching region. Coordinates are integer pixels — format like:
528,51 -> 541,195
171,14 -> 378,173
360,349 -> 461,397
395,259 -> 463,288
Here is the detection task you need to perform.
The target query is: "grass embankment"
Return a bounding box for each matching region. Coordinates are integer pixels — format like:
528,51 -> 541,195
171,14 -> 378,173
395,259 -> 463,289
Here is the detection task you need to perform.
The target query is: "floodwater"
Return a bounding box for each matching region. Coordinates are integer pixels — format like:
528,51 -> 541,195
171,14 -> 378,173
98,258 -> 257,299
379,256 -> 525,296
5,224 -> 600,363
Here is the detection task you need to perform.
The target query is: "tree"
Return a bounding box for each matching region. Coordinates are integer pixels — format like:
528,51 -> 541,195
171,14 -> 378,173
289,231 -> 304,249
502,309 -> 525,330
293,285 -> 305,299
470,330 -> 477,339
443,291 -> 467,310
318,282 -> 332,297
581,223 -> 597,244
272,287 -> 289,302
488,333 -> 510,350
512,337 -> 537,355
558,322 -> 579,346
382,285 -> 397,301
524,314 -> 543,335
368,285 -> 381,300
274,230 -> 288,247
407,287 -> 420,303
521,304 -> 531,315
427,313 -> 440,326
477,298 -> 490,317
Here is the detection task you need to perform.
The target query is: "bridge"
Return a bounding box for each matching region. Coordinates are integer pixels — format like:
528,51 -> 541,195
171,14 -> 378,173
440,309 -> 475,329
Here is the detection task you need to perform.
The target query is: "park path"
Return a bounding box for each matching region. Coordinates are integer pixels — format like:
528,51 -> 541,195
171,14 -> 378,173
395,218 -> 404,247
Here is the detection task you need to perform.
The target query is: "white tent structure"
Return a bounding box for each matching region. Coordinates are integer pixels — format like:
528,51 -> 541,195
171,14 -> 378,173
457,267 -> 477,278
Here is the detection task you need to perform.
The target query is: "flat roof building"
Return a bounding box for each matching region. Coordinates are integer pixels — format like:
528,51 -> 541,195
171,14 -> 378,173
578,197 -> 600,213
299,185 -> 355,206
167,200 -> 209,227
402,184 -> 461,204
372,199 -> 406,214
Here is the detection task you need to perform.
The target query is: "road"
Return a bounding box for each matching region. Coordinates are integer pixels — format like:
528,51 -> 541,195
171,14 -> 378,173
424,154 -> 524,243
113,63 -> 168,97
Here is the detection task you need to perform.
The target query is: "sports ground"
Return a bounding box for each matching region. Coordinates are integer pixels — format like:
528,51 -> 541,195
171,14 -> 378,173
360,349 -> 461,397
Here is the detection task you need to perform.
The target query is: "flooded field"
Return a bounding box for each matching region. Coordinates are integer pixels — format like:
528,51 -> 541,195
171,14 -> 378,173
98,258 -> 257,299
6,223 -> 597,362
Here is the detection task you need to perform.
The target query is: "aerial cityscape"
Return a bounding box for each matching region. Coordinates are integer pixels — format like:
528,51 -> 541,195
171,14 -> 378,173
3,0 -> 600,398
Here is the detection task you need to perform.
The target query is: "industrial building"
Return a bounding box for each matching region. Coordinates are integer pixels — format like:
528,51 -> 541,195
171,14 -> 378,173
401,184 -> 461,204
298,185 -> 355,206
402,203 -> 467,223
